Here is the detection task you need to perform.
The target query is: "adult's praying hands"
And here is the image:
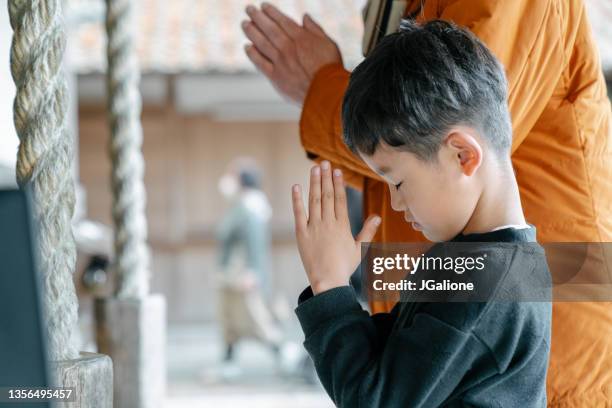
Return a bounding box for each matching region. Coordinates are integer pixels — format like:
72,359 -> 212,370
242,2 -> 343,105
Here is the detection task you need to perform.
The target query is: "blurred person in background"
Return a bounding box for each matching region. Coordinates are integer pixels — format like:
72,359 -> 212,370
215,158 -> 283,378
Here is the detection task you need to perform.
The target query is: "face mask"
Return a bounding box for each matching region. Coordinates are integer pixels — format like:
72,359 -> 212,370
218,174 -> 239,199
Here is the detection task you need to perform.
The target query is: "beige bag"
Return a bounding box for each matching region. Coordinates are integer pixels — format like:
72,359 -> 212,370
216,262 -> 282,346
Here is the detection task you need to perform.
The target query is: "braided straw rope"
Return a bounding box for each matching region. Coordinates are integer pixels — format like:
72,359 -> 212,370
105,0 -> 150,298
9,0 -> 79,361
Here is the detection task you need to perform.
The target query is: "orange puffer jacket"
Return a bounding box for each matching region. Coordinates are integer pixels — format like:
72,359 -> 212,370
299,0 -> 612,405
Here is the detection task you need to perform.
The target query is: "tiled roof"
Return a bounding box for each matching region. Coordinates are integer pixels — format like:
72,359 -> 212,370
66,0 -> 365,74
67,0 -> 612,75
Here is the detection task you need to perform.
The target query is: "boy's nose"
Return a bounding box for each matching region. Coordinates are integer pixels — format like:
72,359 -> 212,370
389,187 -> 404,212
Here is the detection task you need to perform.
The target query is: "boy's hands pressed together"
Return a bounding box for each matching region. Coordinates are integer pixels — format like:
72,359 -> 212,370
292,161 -> 381,295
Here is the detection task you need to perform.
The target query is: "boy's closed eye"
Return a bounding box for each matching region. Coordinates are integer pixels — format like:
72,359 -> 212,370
394,181 -> 403,190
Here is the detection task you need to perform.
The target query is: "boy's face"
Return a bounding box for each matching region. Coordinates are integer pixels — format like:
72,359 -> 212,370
360,133 -> 483,242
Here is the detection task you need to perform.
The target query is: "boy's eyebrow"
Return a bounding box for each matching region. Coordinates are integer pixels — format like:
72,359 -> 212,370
376,165 -> 391,176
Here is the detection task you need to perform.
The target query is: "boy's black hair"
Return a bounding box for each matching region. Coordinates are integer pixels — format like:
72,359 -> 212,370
342,19 -> 512,161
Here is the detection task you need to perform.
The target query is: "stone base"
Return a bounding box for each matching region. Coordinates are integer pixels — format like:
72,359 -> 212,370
95,294 -> 166,408
52,352 -> 113,408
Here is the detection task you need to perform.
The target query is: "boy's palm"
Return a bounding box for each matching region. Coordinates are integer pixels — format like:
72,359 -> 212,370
292,163 -> 380,295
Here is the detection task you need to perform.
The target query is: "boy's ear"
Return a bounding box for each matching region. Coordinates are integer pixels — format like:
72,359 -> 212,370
445,131 -> 483,177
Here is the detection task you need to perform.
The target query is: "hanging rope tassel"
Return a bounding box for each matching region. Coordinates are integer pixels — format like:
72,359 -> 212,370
106,0 -> 150,298
9,0 -> 79,361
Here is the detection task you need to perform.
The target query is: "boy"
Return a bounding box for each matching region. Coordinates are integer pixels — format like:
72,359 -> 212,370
290,20 -> 551,407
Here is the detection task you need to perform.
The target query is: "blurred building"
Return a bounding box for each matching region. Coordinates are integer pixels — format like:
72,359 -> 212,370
65,0 -> 364,324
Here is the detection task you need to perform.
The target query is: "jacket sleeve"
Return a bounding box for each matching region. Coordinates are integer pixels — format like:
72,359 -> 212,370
438,0 -> 565,152
299,63 -> 386,192
295,286 -> 492,408
216,206 -> 242,269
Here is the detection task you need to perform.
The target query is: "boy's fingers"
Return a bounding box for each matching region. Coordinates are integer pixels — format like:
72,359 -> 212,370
332,168 -> 348,221
308,165 -> 321,222
355,215 -> 382,245
291,184 -> 307,233
320,161 -> 334,220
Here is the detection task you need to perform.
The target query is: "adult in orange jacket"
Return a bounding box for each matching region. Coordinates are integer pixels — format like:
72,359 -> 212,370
243,0 -> 612,405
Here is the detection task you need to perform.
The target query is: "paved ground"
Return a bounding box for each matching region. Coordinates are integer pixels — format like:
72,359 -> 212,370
165,324 -> 333,408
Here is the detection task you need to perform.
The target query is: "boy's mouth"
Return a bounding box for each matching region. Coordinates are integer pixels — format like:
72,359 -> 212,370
404,213 -> 423,230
